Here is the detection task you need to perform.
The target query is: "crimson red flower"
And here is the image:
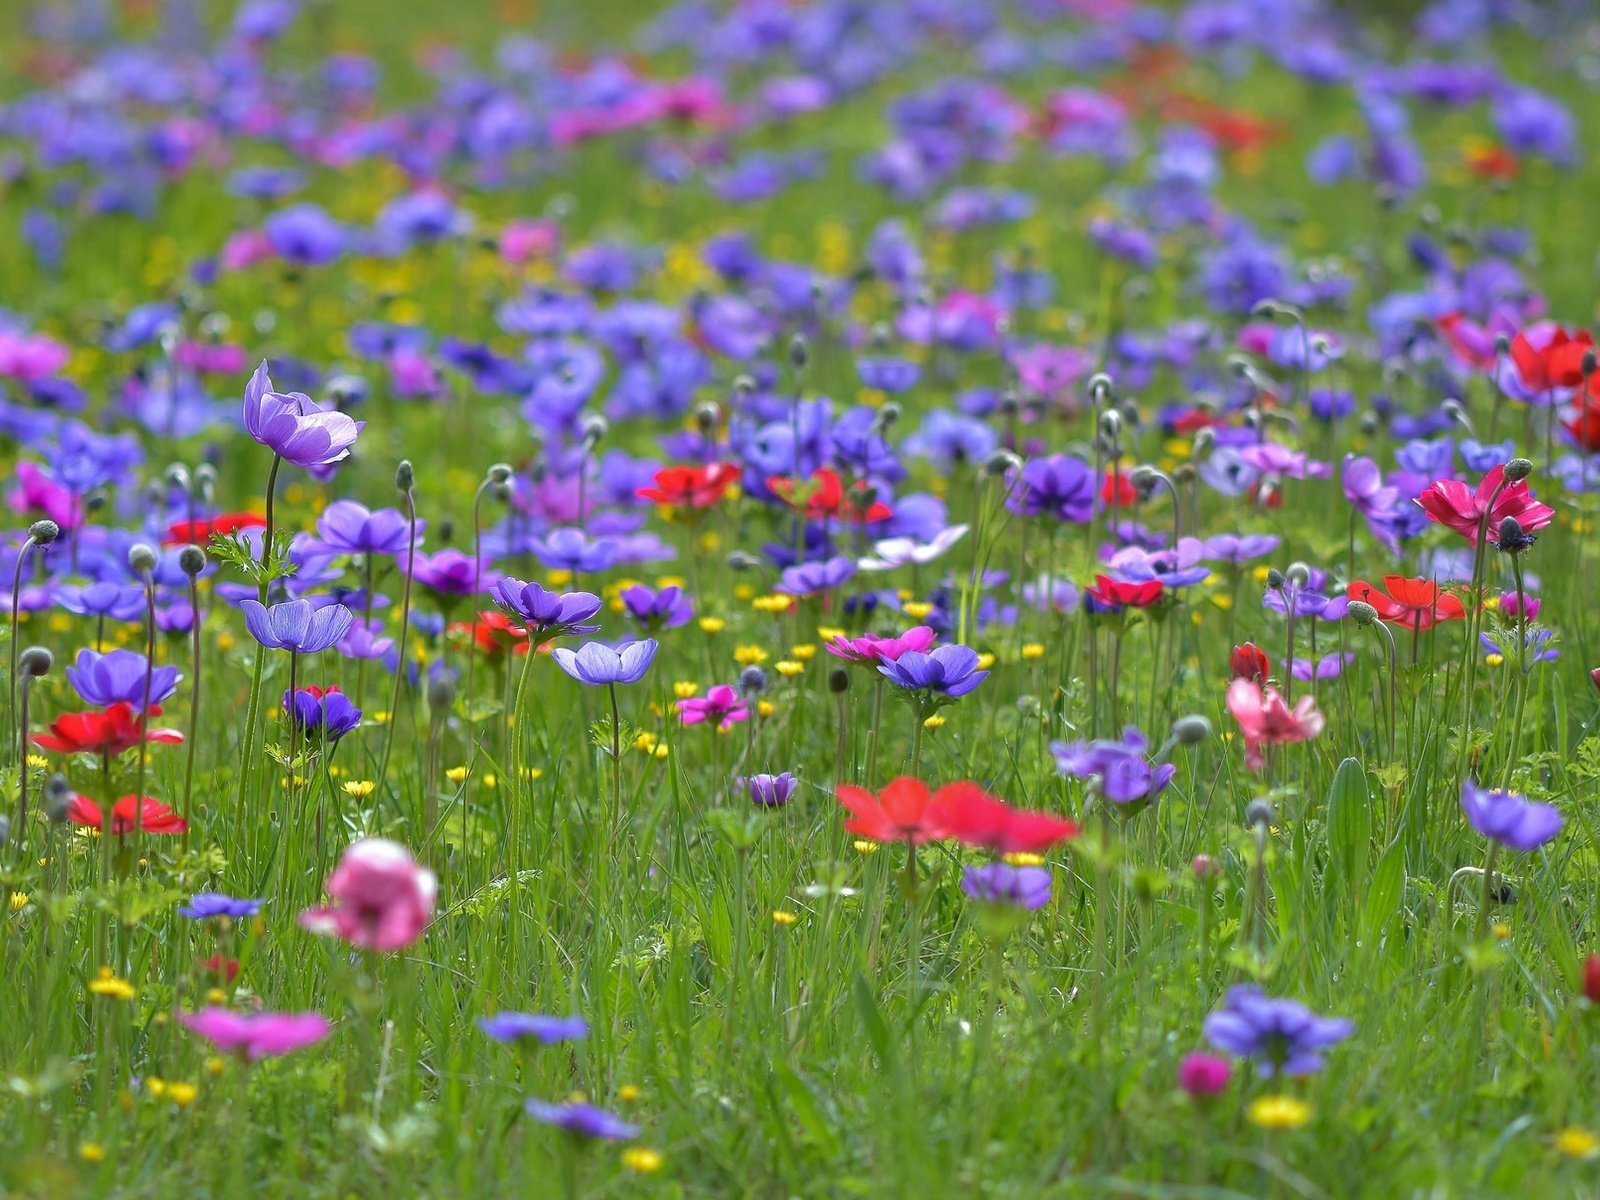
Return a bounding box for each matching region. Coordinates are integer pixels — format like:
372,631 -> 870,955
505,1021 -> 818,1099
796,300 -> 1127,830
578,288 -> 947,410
163,512 -> 267,546
200,953 -> 241,984
68,794 -> 188,835
1100,470 -> 1138,506
1464,142 -> 1519,181
1510,326 -> 1592,393
33,702 -> 184,757
452,610 -> 531,657
635,462 -> 739,509
1565,386 -> 1600,452
1230,642 -> 1271,684
835,777 -> 951,844
766,467 -> 891,523
1346,576 -> 1466,631
927,784 -> 1079,853
1087,575 -> 1164,609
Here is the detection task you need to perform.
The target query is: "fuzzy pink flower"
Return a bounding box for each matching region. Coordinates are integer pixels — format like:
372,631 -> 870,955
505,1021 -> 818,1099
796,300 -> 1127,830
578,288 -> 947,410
676,684 -> 749,730
0,331 -> 69,381
300,838 -> 437,953
1415,464 -> 1554,546
1177,1051 -> 1232,1097
824,626 -> 937,666
179,1008 -> 331,1060
1226,679 -> 1325,770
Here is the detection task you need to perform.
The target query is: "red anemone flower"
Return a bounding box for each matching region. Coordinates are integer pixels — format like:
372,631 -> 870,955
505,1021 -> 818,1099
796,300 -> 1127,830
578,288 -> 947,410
1230,642 -> 1271,684
835,777 -> 951,844
927,784 -> 1079,854
452,610 -> 531,657
766,467 -> 892,523
1100,469 -> 1138,506
1415,464 -> 1554,546
1087,575 -> 1164,609
1510,326 -> 1593,394
635,462 -> 739,509
164,512 -> 267,546
1346,576 -> 1466,631
68,794 -> 188,835
33,702 -> 184,758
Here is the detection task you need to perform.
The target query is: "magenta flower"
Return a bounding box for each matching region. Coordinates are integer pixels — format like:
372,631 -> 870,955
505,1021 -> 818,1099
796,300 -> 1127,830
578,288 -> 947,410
300,838 -> 437,953
824,626 -> 937,666
676,684 -> 749,730
1177,1052 -> 1233,1097
179,1008 -> 331,1060
1416,464 -> 1554,546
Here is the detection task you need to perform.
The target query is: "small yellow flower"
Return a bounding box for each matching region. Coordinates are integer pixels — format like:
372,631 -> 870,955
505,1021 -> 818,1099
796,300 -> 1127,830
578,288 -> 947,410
655,576 -> 687,591
733,583 -> 755,600
816,626 -> 845,643
482,774 -> 496,790
167,1082 -> 198,1109
698,617 -> 726,635
1247,1095 -> 1312,1130
206,987 -> 227,1005
216,632 -> 235,652
772,910 -> 798,926
1485,653 -> 1504,667
88,967 -> 136,1001
370,711 -> 391,725
344,780 -> 375,799
976,653 -> 996,671
445,766 -> 469,784
673,681 -> 700,699
519,766 -> 544,780
79,1142 -> 106,1164
621,1147 -> 664,1173
652,744 -> 670,760
146,1077 -> 167,1098
752,594 -> 793,614
902,601 -> 934,619
1003,852 -> 1045,867
546,569 -> 573,587
25,754 -> 48,770
756,700 -> 775,719
922,714 -> 946,729
1556,1127 -> 1600,1159
791,644 -> 817,661
734,645 -> 768,667
1021,643 -> 1045,660
1492,921 -> 1510,939
617,1084 -> 643,1103
775,661 -> 804,677
853,839 -> 880,855
634,731 -> 659,752
9,891 -> 29,912
206,1056 -> 226,1077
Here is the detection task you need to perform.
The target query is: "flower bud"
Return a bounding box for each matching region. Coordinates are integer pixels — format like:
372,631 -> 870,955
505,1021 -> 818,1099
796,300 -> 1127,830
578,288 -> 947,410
1265,568 -> 1286,590
788,334 -> 809,370
45,773 -> 73,823
726,551 -> 761,572
983,450 -> 1022,477
694,403 -> 719,432
165,463 -> 191,490
427,671 -> 456,711
127,543 -> 159,574
580,414 -> 608,449
1171,714 -> 1212,745
27,519 -> 59,544
874,402 -> 901,433
193,463 -> 217,496
828,668 -> 850,695
1501,457 -> 1533,483
1584,954 -> 1600,1005
396,460 -> 415,491
1087,372 -> 1113,403
18,646 -> 52,677
1098,409 -> 1122,439
1285,562 -> 1311,587
1584,349 -> 1598,378
1497,516 -> 1534,553
1191,854 -> 1218,878
178,544 -> 207,577
1245,799 -> 1275,829
486,462 -> 514,485
1493,331 -> 1512,356
738,666 -> 768,696
1347,600 -> 1378,626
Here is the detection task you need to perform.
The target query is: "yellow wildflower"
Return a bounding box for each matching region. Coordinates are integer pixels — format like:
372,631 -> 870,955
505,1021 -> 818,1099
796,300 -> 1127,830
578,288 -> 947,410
791,644 -> 817,661
9,892 -> 28,912
621,1148 -> 664,1173
923,714 -> 946,729
734,645 -> 768,666
344,780 -> 375,799
853,839 -> 880,855
775,661 -> 804,677
772,910 -> 798,926
902,601 -> 934,619
167,1082 -> 199,1109
617,1084 -> 643,1103
445,766 -> 469,784
1556,1128 -> 1600,1159
698,616 -> 726,635
1021,643 -> 1045,660
79,1143 -> 106,1164
88,967 -> 136,1001
673,681 -> 700,699
1247,1095 -> 1312,1130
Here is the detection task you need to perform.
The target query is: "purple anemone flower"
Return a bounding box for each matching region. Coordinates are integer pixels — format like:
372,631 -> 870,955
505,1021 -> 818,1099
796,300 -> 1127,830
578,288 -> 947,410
242,361 -> 363,468
877,644 -> 988,698
408,549 -> 498,597
178,893 -> 264,920
310,500 -> 420,556
240,598 -> 353,654
67,648 -> 181,711
776,555 -> 857,597
1460,778 -> 1562,851
1008,455 -> 1095,524
618,584 -> 693,631
283,687 -> 362,743
529,527 -> 619,574
337,619 -> 394,660
746,772 -> 796,807
551,639 -> 658,686
523,1100 -> 637,1141
961,863 -> 1052,910
1050,727 -> 1175,805
490,579 -> 602,638
477,1013 -> 588,1044
56,582 -> 146,621
1202,985 -> 1353,1076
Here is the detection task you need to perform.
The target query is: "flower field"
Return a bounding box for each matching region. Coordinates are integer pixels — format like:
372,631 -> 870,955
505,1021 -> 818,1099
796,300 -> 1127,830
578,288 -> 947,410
3,0 -> 1600,1196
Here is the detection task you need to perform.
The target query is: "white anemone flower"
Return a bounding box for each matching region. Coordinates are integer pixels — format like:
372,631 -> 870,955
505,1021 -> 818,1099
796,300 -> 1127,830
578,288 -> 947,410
857,524 -> 969,572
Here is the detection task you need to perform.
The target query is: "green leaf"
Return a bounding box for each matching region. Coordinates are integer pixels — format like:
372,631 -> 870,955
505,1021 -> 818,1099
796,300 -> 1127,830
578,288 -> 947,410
772,1063 -> 842,1158
1362,840 -> 1405,949
1326,757 -> 1373,903
851,972 -> 894,1066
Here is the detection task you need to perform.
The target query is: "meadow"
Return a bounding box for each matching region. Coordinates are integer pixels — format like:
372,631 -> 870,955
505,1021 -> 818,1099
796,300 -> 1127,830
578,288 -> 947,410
2,0 -> 1600,1196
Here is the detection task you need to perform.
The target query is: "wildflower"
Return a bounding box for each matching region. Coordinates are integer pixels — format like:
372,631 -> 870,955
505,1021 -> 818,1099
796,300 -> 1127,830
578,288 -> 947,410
767,467 -> 891,523
1346,576 -> 1465,630
1583,955 -> 1600,1004
635,462 -> 738,508
33,704 -> 184,758
88,967 -> 137,1000
178,893 -> 264,920
167,1082 -> 199,1108
1230,642 -> 1271,684
241,598 -> 354,653
1557,1128 -> 1600,1159
746,772 -> 796,807
1052,728 -> 1177,806
308,500 -> 419,556
621,1148 -> 664,1173
79,1143 -> 106,1163
1007,455 -> 1095,523
1177,1052 -> 1232,1097
69,795 -> 188,836
772,910 -> 798,926
1203,985 -> 1353,1075
9,892 -> 28,912
445,766 -> 468,783
1248,1096 -> 1312,1130
300,838 -> 437,952
523,1100 -> 638,1141
878,644 -> 989,698
931,785 -> 1078,853
858,525 -> 969,571
179,1008 -> 331,1059
283,686 -> 362,743
477,1013 -> 588,1044
1226,680 -> 1325,769
619,584 -> 693,631
960,863 -> 1052,909
1416,464 -> 1554,546
775,660 -> 803,677
836,778 -> 952,844
552,639 -> 659,686
490,579 -> 603,639
825,626 -> 936,665
408,549 -> 501,597
66,648 -> 181,711
1086,575 -> 1164,609
343,780 -> 375,799
242,361 -> 363,467
698,617 -> 726,634
676,684 -> 749,730
1460,778 -> 1562,852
